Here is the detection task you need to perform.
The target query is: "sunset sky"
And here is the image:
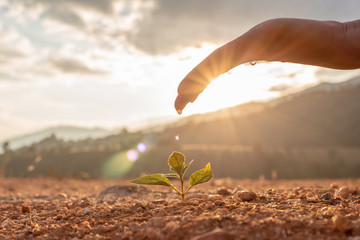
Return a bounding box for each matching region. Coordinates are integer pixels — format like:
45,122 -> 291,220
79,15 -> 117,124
1,0 -> 360,141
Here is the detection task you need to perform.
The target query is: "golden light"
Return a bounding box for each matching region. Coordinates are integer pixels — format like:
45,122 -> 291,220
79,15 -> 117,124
181,61 -> 318,115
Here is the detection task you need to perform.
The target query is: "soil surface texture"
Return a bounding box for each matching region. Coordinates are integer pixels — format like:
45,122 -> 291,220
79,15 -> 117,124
1,178 -> 360,240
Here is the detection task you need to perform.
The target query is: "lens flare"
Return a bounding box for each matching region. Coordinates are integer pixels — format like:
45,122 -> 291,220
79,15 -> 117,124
101,151 -> 134,178
137,142 -> 147,153
126,149 -> 139,162
27,165 -> 35,172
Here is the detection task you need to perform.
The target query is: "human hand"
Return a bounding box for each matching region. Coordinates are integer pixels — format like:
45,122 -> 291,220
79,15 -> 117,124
175,18 -> 360,114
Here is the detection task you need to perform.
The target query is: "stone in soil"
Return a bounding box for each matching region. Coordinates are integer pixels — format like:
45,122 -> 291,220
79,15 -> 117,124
216,188 -> 232,196
336,186 -> 350,199
192,229 -> 236,240
332,215 -> 353,233
21,205 -> 31,213
233,190 -> 257,201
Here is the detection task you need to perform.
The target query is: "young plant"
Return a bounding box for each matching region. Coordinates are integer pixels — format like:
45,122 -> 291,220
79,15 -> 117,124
130,151 -> 213,202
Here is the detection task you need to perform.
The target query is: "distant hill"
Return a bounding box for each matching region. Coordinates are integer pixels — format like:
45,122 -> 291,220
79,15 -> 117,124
160,75 -> 360,148
174,101 -> 266,127
302,76 -> 360,93
3,76 -> 360,179
3,126 -> 111,150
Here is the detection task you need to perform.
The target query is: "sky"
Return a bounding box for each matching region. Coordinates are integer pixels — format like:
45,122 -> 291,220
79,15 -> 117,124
1,0 -> 360,141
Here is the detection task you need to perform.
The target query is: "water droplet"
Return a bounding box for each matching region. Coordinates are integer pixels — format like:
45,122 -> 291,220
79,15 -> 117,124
175,134 -> 179,141
177,109 -> 182,115
249,61 -> 257,66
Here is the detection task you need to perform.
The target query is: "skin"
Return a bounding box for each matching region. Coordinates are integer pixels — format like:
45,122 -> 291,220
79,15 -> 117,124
175,18 -> 360,114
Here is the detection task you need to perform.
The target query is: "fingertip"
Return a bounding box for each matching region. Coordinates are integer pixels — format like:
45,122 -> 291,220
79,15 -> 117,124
174,95 -> 188,115
174,93 -> 200,115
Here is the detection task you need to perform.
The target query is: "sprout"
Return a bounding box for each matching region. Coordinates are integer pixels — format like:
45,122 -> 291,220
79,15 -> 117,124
130,151 -> 213,202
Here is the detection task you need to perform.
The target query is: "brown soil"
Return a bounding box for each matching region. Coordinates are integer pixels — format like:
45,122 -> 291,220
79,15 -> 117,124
0,178 -> 360,240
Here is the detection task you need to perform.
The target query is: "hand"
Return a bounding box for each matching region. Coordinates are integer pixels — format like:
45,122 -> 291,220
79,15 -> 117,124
175,18 -> 360,114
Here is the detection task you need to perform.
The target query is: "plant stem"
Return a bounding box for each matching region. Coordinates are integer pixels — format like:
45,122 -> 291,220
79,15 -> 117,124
180,175 -> 185,202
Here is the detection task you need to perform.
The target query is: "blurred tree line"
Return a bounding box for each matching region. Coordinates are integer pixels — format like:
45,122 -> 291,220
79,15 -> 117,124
1,83 -> 360,179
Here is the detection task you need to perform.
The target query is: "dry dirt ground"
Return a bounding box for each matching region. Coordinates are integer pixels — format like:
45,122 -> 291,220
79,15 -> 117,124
0,178 -> 360,240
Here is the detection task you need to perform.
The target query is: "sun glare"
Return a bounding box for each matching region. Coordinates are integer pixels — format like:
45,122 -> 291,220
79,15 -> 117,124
182,61 -> 318,115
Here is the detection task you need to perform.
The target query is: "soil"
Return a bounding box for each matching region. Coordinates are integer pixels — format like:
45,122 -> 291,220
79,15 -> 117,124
0,178 -> 360,240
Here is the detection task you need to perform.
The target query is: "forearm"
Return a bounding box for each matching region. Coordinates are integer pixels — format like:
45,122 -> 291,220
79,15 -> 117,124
257,18 -> 360,69
180,18 -> 360,92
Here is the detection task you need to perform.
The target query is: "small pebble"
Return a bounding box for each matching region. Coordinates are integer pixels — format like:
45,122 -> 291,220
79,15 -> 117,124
58,193 -> 68,199
82,208 -> 94,214
336,186 -> 350,199
192,229 -> 236,240
320,192 -> 332,200
233,191 -> 257,202
21,205 -> 31,213
299,193 -> 307,200
152,199 -> 167,204
208,194 -> 222,201
330,183 -> 339,189
216,188 -> 232,196
332,215 -> 353,233
155,208 -> 168,217
355,204 -> 360,212
80,221 -> 91,229
1,219 -> 14,227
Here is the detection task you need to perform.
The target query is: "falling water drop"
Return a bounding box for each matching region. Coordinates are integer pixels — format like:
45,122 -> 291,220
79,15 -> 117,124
249,61 -> 257,66
177,109 -> 182,115
175,134 -> 179,141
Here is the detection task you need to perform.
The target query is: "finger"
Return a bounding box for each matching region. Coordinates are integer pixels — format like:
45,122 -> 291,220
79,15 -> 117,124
175,76 -> 208,114
174,94 -> 199,114
177,71 -> 210,96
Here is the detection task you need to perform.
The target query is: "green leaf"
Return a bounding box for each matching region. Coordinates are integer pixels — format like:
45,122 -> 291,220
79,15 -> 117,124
130,174 -> 174,188
190,163 -> 213,187
168,151 -> 185,175
182,159 -> 193,176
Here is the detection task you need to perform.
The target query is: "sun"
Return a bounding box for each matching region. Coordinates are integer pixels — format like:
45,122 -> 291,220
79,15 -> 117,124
183,63 -> 278,115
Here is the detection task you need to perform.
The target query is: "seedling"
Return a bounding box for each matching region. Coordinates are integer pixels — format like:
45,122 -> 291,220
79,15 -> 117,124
130,151 -> 213,202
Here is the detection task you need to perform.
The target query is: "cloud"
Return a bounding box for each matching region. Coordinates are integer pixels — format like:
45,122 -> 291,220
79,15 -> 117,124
0,72 -> 22,81
24,0 -> 116,15
46,7 -> 86,29
50,57 -> 107,75
0,23 -> 40,81
0,23 -> 34,57
0,48 -> 25,59
4,0 -> 360,56
125,0 -> 360,55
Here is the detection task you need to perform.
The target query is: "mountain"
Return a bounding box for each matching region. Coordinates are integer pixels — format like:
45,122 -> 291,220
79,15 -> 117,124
270,76 -> 360,106
303,76 -> 360,93
174,101 -> 266,127
2,126 -> 111,150
160,75 -> 360,148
